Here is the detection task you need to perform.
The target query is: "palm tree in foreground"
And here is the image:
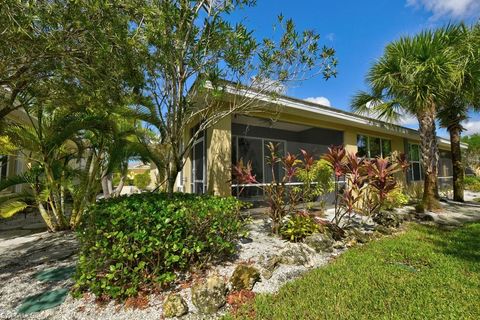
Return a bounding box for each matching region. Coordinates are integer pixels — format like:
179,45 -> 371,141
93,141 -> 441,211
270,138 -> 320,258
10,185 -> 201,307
352,25 -> 464,211
437,24 -> 480,202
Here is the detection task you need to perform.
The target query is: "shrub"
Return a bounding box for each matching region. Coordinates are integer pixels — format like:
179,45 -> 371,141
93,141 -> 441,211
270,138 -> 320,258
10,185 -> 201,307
383,187 -> 409,210
133,171 -> 151,190
74,193 -> 246,299
280,213 -> 319,242
464,176 -> 480,192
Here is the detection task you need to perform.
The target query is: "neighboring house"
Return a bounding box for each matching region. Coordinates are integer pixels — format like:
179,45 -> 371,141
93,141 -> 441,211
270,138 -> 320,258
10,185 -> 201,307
174,88 -> 462,199
127,163 -> 151,180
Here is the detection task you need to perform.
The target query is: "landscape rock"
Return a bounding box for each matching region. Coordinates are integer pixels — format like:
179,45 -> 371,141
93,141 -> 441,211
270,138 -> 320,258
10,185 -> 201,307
230,265 -> 261,291
191,275 -> 227,314
333,241 -> 346,249
162,294 -> 188,318
374,225 -> 393,235
279,243 -> 316,267
373,211 -> 402,228
304,233 -> 334,252
346,228 -> 371,244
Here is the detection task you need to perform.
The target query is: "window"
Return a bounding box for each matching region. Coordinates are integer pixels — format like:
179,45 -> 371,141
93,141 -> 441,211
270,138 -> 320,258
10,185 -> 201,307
356,135 -> 392,158
408,143 -> 423,181
232,136 -> 287,184
0,155 -> 8,182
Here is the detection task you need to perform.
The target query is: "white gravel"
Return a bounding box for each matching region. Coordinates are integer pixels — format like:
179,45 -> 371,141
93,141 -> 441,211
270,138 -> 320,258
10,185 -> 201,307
2,198 -> 480,320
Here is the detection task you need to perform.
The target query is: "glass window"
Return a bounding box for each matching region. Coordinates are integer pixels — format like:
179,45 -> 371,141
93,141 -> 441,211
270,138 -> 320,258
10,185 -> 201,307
356,135 -> 391,158
0,155 -> 7,182
357,135 -> 368,157
408,143 -> 423,181
264,140 -> 286,183
238,137 -> 264,183
382,140 -> 392,157
409,144 -> 420,162
369,137 -> 382,158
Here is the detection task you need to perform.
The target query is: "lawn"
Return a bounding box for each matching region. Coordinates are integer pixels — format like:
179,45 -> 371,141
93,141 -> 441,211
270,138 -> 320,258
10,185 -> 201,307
226,223 -> 480,320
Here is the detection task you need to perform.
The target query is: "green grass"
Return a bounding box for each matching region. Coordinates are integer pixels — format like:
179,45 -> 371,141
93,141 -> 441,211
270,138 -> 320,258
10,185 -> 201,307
226,223 -> 480,320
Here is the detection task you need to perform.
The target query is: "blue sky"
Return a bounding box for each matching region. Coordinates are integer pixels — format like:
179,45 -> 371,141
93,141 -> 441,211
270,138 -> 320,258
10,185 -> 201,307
234,0 -> 480,137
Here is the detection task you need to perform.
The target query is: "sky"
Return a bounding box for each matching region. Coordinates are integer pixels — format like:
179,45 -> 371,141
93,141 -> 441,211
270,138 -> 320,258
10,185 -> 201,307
233,0 -> 480,137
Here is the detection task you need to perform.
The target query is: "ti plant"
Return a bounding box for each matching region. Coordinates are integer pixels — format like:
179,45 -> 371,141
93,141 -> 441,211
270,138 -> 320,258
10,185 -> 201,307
231,143 -> 333,234
323,145 -> 409,227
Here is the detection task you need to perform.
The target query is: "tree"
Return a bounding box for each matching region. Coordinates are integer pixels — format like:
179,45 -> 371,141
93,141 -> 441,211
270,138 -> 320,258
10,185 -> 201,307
0,1 -> 142,124
134,0 -> 337,195
351,25 -> 463,211
437,24 -> 480,202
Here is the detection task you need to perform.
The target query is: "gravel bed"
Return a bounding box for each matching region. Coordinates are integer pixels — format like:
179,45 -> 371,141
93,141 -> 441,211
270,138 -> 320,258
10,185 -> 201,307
2,200 -> 480,319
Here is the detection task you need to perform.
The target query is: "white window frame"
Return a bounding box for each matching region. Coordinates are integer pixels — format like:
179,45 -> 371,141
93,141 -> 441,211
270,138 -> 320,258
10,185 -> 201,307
408,143 -> 423,181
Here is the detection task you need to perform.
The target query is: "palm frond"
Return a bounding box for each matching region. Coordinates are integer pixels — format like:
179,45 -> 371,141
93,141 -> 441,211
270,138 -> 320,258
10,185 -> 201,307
0,200 -> 29,218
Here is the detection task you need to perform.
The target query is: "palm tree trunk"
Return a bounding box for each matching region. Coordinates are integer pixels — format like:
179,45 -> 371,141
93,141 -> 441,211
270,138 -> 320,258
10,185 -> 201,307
418,109 -> 440,211
449,124 -> 464,202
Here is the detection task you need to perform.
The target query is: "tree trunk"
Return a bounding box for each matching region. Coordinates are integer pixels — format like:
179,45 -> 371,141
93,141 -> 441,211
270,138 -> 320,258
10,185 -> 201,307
449,125 -> 464,202
418,109 -> 441,211
166,160 -> 180,197
101,172 -> 111,199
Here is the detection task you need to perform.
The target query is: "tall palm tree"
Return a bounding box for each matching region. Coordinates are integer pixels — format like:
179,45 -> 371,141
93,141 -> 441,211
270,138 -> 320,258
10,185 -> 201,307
437,24 -> 480,202
351,25 -> 464,211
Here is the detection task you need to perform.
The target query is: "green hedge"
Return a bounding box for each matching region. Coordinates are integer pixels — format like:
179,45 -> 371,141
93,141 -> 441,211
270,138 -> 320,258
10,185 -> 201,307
465,176 -> 480,192
74,193 -> 246,299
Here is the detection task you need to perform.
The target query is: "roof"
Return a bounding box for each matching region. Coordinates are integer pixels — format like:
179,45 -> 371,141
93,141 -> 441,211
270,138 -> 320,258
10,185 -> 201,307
212,82 -> 466,150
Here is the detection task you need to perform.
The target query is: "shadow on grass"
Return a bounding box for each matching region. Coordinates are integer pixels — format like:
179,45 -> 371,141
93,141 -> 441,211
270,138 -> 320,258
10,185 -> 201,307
435,223 -> 480,264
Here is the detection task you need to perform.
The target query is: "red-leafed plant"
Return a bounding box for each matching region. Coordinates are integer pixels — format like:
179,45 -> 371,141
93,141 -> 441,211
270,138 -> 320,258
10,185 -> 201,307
323,145 -> 409,227
231,142 -> 332,235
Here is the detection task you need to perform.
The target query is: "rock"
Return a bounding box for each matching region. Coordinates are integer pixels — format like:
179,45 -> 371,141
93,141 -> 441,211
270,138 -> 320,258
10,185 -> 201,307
304,233 -> 334,252
346,228 -> 371,244
345,237 -> 357,248
333,241 -> 345,249
163,294 -> 188,318
191,275 -> 227,314
374,225 -> 393,235
326,223 -> 346,240
373,211 -> 401,228
230,265 -> 261,291
279,243 -> 316,267
261,255 -> 282,280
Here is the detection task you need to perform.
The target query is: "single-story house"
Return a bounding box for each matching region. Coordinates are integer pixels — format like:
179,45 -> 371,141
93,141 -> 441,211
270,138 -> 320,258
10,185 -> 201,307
174,87 -> 460,200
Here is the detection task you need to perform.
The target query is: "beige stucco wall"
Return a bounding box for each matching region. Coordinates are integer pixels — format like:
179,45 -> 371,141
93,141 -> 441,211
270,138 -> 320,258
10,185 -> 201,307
206,115 -> 232,196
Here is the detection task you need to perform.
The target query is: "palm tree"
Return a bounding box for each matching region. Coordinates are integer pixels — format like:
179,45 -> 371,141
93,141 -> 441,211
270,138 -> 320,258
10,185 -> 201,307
351,25 -> 464,211
437,24 -> 480,202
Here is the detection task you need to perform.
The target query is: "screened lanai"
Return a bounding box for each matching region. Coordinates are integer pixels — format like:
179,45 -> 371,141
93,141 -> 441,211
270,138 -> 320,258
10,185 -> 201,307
231,115 -> 343,200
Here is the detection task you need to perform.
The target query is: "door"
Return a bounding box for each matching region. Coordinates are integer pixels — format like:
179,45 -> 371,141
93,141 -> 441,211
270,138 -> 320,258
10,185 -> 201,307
192,137 -> 205,194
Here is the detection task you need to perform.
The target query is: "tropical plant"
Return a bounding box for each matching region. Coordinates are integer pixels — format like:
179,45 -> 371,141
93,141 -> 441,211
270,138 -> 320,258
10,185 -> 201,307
232,143 -> 334,234
74,193 -> 246,299
351,25 -> 465,211
437,23 -> 480,202
323,146 -> 408,226
133,0 -> 337,195
280,212 -> 319,242
296,152 -> 334,212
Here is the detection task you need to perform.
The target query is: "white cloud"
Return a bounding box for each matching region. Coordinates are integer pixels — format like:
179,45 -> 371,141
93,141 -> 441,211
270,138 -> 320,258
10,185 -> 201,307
305,96 -> 331,107
463,120 -> 480,135
397,115 -> 418,127
406,0 -> 480,19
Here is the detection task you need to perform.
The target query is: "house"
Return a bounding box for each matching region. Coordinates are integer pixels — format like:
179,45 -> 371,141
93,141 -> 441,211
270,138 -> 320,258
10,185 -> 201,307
174,87 -> 459,199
